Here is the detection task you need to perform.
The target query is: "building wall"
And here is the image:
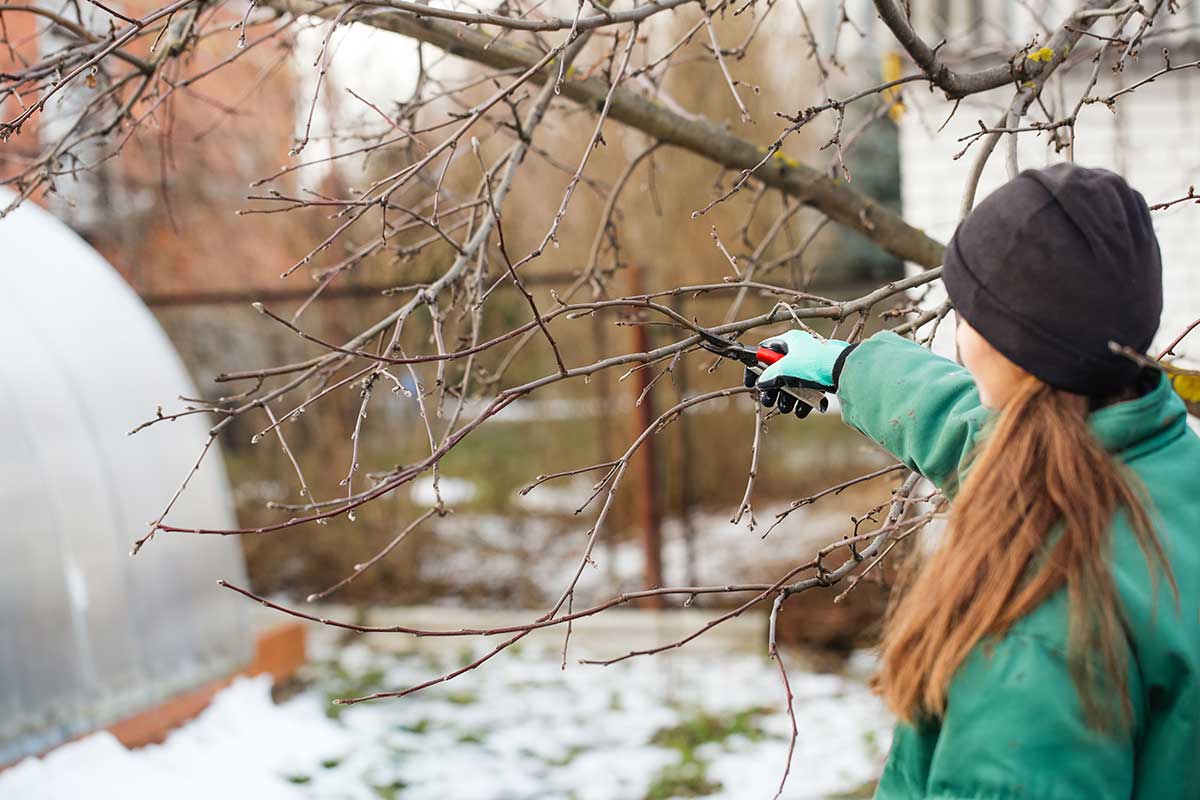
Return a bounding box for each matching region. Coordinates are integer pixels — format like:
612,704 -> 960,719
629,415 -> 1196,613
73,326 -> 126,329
897,62 -> 1200,365
815,3 -> 1199,356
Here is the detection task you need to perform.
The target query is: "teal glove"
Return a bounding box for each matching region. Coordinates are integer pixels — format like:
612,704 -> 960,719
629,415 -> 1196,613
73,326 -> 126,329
755,330 -> 855,394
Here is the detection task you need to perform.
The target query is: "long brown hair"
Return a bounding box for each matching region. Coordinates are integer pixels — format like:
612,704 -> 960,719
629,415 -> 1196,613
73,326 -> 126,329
874,374 -> 1173,731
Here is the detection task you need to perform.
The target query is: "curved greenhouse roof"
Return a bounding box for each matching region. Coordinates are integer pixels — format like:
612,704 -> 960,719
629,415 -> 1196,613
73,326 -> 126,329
0,192 -> 251,764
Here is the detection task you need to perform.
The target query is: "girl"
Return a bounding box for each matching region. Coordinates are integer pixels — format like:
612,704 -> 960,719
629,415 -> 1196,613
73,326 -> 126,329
753,163 -> 1200,798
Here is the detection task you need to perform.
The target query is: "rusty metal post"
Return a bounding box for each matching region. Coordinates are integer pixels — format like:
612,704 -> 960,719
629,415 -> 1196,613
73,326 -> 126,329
671,294 -> 699,588
628,262 -> 664,608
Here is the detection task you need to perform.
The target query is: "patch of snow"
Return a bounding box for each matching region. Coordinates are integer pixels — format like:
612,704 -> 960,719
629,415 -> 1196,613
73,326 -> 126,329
457,396 -> 605,423
0,677 -> 349,800
455,394 -> 761,425
1,645 -> 891,800
419,504 -> 846,607
410,476 -> 477,506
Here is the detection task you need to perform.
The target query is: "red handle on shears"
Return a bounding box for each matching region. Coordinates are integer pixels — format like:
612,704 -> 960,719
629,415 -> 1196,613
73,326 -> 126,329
756,346 -> 784,366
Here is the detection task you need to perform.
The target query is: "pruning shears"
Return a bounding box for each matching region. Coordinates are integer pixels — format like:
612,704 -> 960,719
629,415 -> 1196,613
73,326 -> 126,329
695,328 -> 828,414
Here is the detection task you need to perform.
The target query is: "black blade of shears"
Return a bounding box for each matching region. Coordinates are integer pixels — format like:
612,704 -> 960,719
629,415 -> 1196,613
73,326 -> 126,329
695,328 -> 759,369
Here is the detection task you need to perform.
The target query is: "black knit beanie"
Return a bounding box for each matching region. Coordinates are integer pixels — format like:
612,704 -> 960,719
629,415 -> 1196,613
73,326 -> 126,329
942,162 -> 1162,397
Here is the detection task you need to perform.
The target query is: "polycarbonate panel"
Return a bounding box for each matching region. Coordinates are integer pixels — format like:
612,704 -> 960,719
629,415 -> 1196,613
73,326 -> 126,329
0,192 -> 253,764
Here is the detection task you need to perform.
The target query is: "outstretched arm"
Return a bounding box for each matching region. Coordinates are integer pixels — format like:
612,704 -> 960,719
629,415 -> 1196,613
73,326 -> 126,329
750,327 -> 992,493
836,331 -> 993,493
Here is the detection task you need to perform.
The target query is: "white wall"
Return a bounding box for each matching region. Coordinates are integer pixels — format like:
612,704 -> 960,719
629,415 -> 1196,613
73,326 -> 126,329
897,66 -> 1200,367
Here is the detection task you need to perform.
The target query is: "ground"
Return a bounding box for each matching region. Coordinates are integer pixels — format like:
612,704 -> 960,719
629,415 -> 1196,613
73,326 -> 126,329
1,640 -> 892,800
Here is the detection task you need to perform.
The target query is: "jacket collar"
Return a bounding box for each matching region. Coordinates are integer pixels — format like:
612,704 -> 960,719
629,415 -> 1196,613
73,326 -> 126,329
1089,371 -> 1189,458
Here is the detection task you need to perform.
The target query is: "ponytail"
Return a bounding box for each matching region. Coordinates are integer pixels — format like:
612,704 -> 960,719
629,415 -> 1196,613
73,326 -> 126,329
874,375 -> 1173,731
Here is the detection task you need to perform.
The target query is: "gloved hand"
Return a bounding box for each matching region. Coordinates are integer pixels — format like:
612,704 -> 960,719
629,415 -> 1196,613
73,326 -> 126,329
745,330 -> 854,417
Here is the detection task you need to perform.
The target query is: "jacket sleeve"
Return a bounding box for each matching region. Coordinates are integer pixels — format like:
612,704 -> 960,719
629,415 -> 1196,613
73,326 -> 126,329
837,330 -> 993,494
917,630 -> 1137,800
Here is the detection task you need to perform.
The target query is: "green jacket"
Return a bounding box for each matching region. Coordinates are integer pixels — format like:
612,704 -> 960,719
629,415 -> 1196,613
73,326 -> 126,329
835,331 -> 1200,800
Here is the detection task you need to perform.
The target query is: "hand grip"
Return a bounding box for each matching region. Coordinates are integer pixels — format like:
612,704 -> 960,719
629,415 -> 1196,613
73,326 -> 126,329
755,346 -> 784,366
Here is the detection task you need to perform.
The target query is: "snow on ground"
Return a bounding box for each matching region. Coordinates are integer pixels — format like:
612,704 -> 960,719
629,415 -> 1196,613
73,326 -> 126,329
418,498 -> 849,608
410,476 -> 478,506
0,676 -> 349,800
1,643 -> 891,800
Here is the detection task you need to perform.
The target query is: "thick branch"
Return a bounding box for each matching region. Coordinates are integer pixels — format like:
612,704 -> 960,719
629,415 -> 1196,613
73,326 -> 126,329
873,0 -> 1119,99
268,0 -> 946,267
